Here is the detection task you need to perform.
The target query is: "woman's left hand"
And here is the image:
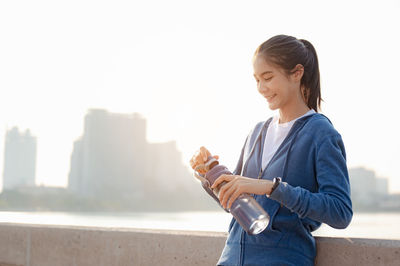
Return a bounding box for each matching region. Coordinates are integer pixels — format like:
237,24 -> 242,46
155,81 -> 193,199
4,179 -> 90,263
211,175 -> 273,209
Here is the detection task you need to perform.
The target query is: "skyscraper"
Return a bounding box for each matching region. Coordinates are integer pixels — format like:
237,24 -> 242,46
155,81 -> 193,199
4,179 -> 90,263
68,108 -> 213,211
68,109 -> 147,200
2,127 -> 37,190
349,167 -> 390,207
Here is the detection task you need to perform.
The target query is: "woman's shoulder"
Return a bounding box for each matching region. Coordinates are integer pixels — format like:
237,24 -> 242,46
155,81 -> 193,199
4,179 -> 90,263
302,113 -> 341,138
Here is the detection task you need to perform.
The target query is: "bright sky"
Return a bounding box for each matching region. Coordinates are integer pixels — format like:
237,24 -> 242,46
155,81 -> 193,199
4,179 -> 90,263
1,0 -> 399,192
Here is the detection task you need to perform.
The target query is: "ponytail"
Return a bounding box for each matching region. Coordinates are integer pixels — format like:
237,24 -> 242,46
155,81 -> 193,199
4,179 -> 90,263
254,35 -> 322,112
299,39 -> 321,112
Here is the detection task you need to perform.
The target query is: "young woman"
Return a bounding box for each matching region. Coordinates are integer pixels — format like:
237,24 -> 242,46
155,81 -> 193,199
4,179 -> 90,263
190,35 -> 353,265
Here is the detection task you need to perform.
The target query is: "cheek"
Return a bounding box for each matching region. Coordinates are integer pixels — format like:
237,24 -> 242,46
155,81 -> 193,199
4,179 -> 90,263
271,79 -> 289,95
266,80 -> 279,93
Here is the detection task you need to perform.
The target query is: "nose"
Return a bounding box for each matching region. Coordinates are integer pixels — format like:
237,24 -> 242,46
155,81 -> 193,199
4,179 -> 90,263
257,80 -> 267,93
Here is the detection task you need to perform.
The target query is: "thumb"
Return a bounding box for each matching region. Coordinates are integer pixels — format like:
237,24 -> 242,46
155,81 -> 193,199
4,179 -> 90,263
213,155 -> 219,160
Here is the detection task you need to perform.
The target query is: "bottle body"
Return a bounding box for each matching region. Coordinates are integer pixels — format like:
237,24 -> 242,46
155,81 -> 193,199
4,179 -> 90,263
228,194 -> 270,235
204,162 -> 270,235
212,181 -> 269,235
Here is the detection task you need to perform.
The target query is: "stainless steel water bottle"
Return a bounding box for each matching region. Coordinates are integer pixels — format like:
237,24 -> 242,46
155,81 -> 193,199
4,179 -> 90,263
194,157 -> 269,235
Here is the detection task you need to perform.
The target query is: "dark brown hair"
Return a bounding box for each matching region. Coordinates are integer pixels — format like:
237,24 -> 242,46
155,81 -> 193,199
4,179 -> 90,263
254,35 -> 322,112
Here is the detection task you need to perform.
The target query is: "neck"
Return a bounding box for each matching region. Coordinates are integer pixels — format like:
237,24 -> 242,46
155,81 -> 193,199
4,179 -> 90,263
278,101 -> 311,124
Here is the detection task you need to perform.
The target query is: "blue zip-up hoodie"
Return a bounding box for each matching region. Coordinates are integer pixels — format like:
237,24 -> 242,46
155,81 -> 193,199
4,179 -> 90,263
217,113 -> 353,266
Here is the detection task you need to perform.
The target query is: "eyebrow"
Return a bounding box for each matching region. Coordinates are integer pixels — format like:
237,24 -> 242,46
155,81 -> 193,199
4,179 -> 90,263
261,71 -> 273,75
254,71 -> 273,77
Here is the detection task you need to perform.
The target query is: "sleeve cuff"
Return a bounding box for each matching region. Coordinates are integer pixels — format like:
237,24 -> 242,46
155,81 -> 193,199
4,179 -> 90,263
268,181 -> 290,204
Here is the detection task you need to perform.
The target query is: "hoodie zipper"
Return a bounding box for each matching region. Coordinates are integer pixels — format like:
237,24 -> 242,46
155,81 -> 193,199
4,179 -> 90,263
239,229 -> 245,266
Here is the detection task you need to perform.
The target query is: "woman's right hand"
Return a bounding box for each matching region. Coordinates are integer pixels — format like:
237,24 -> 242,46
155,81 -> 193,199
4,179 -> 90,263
189,146 -> 219,175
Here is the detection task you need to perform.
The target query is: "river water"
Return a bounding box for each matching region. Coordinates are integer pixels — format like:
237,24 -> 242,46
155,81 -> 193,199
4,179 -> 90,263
1,211 -> 399,240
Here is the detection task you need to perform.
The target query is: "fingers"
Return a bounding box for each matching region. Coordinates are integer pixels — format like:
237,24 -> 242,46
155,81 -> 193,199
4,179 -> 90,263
213,175 -> 244,209
189,148 -> 205,169
219,182 -> 236,208
189,154 -> 199,170
199,146 -> 211,162
189,147 -> 221,176
217,176 -> 233,198
212,174 -> 237,209
218,178 -> 242,209
227,190 -> 242,209
211,174 -> 232,189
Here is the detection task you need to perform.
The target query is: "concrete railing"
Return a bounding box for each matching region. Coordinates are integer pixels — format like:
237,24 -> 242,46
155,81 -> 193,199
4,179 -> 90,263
0,223 -> 399,266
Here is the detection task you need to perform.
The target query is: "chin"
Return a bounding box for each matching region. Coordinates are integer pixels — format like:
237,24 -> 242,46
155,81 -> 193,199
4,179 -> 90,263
268,103 -> 279,110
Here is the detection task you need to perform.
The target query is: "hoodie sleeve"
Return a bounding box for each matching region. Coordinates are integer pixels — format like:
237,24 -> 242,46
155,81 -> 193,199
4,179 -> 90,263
269,134 -> 353,229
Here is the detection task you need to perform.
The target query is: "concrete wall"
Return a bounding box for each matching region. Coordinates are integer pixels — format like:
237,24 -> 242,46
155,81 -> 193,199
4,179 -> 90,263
0,223 -> 399,266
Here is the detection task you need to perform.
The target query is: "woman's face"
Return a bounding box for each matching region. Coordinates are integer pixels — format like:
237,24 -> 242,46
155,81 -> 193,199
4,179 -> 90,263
253,55 -> 302,111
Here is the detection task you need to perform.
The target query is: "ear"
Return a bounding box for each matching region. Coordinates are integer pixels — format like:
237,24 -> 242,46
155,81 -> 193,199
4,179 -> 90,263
291,64 -> 304,82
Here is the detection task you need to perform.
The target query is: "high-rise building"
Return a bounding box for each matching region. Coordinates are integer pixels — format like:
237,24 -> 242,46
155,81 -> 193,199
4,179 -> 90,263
146,140 -> 194,193
68,138 -> 83,194
68,109 -> 147,200
349,167 -> 390,206
68,109 -> 212,211
376,177 -> 389,196
2,127 -> 37,190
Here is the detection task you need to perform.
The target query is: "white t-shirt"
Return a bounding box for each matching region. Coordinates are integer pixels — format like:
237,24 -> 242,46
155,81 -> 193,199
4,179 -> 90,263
261,109 -> 316,171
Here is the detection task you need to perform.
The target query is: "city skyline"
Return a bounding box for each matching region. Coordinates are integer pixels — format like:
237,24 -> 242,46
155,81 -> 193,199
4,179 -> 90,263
2,108 -> 397,213
1,109 -> 394,195
0,108 -> 223,212
1,0 -> 399,192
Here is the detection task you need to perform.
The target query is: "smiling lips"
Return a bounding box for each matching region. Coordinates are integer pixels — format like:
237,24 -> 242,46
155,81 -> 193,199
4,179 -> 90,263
265,94 -> 276,102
